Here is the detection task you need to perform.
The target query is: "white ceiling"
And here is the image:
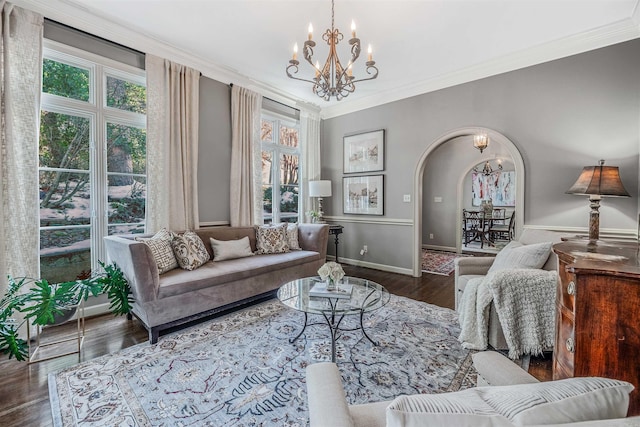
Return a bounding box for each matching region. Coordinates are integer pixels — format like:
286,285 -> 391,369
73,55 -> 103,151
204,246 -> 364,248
18,0 -> 640,117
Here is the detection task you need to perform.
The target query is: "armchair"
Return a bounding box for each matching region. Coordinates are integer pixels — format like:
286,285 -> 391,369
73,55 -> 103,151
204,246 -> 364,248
455,228 -> 573,350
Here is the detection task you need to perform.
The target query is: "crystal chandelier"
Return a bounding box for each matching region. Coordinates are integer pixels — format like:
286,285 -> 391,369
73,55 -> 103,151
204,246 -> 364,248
474,159 -> 503,176
286,0 -> 379,101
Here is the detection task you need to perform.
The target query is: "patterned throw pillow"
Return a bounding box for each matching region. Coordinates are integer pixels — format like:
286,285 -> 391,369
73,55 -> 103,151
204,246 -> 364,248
255,223 -> 290,254
171,231 -> 210,271
136,228 -> 178,274
286,223 -> 302,250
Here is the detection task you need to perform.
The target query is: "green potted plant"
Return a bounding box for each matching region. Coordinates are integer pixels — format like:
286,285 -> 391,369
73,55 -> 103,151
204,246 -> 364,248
0,261 -> 132,361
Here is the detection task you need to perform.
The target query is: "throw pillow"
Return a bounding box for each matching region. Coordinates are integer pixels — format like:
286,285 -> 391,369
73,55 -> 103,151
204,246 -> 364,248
210,236 -> 254,261
135,228 -> 178,274
488,241 -> 552,274
385,377 -> 633,427
171,231 -> 210,271
286,223 -> 302,250
255,223 -> 290,254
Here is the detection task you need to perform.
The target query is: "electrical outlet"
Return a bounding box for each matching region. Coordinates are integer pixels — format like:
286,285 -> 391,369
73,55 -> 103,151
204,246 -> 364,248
429,233 -> 434,239
403,194 -> 411,203
363,245 -> 368,252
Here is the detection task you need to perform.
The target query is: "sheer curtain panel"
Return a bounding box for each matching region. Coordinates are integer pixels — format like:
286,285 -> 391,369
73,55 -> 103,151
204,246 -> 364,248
300,109 -> 321,221
146,54 -> 200,232
0,3 -> 43,297
230,85 -> 262,227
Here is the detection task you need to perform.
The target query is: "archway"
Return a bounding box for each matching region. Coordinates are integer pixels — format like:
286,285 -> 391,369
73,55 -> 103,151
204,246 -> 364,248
412,126 -> 525,277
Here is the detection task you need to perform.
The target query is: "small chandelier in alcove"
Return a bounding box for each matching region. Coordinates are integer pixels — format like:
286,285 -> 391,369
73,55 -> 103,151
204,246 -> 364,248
473,134 -> 489,153
474,159 -> 503,176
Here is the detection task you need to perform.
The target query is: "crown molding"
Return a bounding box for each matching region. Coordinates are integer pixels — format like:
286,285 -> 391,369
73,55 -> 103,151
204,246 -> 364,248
320,16 -> 640,120
13,0 -> 308,110
15,0 -> 640,119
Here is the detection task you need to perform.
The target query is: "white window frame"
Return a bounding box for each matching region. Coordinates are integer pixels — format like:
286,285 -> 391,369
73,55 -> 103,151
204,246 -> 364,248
39,40 -> 146,276
260,111 -> 302,224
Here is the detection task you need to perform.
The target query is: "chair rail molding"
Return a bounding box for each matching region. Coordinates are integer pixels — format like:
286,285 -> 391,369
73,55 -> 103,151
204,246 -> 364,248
523,225 -> 637,241
324,216 -> 413,226
413,126 -> 525,277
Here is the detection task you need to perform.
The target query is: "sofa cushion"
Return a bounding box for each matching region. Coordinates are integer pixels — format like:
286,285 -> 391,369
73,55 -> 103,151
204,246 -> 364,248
210,236 -> 254,261
157,250 -> 320,298
171,231 -> 210,271
488,241 -> 552,273
135,228 -> 178,274
286,223 -> 302,250
255,223 -> 290,254
386,377 -> 633,427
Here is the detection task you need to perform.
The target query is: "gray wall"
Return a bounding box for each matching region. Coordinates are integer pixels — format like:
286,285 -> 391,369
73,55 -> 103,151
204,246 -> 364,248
198,78 -> 232,224
322,39 -> 640,271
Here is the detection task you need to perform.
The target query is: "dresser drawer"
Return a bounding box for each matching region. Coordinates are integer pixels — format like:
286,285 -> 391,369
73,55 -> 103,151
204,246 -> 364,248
553,305 -> 575,380
557,263 -> 576,312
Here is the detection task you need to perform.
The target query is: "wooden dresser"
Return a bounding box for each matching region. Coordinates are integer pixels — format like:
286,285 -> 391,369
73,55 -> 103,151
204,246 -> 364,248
553,240 -> 640,416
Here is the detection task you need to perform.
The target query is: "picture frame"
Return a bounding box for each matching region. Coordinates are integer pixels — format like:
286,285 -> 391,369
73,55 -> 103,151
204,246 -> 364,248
343,129 -> 385,173
471,171 -> 516,207
343,175 -> 384,215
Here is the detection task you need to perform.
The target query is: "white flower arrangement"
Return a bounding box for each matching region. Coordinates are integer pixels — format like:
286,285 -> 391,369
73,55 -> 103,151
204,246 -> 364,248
317,261 -> 345,284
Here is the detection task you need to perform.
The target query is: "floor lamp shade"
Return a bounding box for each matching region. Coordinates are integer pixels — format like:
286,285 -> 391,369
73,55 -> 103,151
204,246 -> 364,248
309,180 -> 332,197
566,160 -> 630,240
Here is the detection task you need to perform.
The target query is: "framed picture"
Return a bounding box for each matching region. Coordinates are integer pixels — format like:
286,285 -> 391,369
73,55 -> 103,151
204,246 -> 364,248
471,171 -> 516,207
343,129 -> 385,173
343,175 -> 384,215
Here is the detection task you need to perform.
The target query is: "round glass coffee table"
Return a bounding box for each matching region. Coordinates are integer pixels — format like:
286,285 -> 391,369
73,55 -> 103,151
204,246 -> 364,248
277,276 -> 390,362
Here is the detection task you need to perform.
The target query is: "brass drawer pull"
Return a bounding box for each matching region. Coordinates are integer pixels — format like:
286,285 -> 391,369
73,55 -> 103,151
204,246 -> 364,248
566,337 -> 575,353
567,281 -> 576,296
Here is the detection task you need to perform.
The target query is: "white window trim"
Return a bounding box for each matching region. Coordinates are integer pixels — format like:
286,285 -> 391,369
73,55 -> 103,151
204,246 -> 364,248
40,40 -> 146,277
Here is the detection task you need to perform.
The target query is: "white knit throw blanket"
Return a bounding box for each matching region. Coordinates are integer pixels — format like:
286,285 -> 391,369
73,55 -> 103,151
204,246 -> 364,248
458,268 -> 557,359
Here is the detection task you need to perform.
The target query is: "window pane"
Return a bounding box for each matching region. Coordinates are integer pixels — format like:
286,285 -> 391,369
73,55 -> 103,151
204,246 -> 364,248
262,185 -> 273,217
261,120 -> 274,142
39,171 -> 91,227
107,123 -> 146,174
279,125 -> 298,148
280,154 -> 299,185
261,151 -> 273,185
106,76 -> 147,114
108,224 -> 145,236
42,59 -> 90,101
108,176 -> 146,224
40,111 -> 90,170
40,227 -> 91,282
280,185 -> 299,218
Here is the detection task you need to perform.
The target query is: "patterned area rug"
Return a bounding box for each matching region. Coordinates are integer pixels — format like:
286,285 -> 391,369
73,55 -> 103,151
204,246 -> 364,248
422,249 -> 472,275
49,295 -> 475,426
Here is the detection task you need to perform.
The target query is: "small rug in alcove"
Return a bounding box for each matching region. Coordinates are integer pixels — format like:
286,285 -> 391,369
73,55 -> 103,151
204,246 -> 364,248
421,249 -> 472,275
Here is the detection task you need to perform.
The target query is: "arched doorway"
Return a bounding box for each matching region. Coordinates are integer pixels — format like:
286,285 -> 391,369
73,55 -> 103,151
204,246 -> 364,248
412,126 -> 525,277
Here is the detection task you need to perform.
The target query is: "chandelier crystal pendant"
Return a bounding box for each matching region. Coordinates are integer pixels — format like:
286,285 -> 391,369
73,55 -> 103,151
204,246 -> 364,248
286,0 -> 379,101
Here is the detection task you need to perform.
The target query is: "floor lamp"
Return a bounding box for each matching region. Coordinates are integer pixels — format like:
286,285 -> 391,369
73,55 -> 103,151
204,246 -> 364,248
566,160 -> 630,241
309,180 -> 332,223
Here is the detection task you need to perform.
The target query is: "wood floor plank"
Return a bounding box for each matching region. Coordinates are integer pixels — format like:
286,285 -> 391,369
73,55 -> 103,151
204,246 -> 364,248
0,265 -> 551,426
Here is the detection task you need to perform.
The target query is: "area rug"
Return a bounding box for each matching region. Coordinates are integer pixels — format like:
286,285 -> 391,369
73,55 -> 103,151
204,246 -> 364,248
49,295 -> 475,426
422,249 -> 471,275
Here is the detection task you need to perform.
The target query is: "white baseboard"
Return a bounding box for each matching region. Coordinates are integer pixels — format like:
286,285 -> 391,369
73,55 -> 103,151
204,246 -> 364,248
422,244 -> 457,252
329,255 -> 413,276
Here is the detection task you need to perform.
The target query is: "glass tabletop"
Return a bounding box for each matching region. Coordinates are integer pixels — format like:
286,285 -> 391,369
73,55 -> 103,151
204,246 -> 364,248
277,276 -> 390,316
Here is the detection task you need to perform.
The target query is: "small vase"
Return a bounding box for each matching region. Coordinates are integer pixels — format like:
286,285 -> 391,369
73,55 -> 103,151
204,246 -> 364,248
326,278 -> 336,291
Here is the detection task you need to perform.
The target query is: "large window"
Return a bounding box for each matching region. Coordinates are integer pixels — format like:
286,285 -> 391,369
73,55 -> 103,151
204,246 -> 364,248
39,42 -> 146,282
260,113 -> 300,224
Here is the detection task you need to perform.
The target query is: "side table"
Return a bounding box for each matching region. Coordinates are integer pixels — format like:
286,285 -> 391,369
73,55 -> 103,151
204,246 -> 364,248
328,224 -> 344,263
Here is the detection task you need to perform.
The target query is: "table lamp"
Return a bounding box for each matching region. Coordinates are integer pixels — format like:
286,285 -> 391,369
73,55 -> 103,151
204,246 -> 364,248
309,180 -> 332,223
566,160 -> 630,240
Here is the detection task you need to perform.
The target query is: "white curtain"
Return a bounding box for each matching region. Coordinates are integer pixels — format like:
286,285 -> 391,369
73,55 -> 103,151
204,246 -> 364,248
0,3 -> 43,297
300,109 -> 321,222
146,54 -> 200,232
230,85 -> 262,227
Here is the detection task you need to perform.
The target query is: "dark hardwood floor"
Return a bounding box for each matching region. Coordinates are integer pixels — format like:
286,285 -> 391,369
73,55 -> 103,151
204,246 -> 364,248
0,265 -> 552,426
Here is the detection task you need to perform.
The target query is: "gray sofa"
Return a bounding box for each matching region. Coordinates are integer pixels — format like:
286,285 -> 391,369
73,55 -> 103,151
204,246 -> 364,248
454,228 -> 573,350
306,351 -> 639,426
104,223 -> 329,343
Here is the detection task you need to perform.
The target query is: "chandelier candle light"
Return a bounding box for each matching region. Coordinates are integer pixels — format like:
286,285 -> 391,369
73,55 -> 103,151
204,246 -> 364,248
286,0 -> 378,101
473,134 -> 490,153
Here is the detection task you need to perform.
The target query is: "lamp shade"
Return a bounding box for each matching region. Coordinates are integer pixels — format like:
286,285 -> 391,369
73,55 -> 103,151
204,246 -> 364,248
309,180 -> 332,197
566,160 -> 630,197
